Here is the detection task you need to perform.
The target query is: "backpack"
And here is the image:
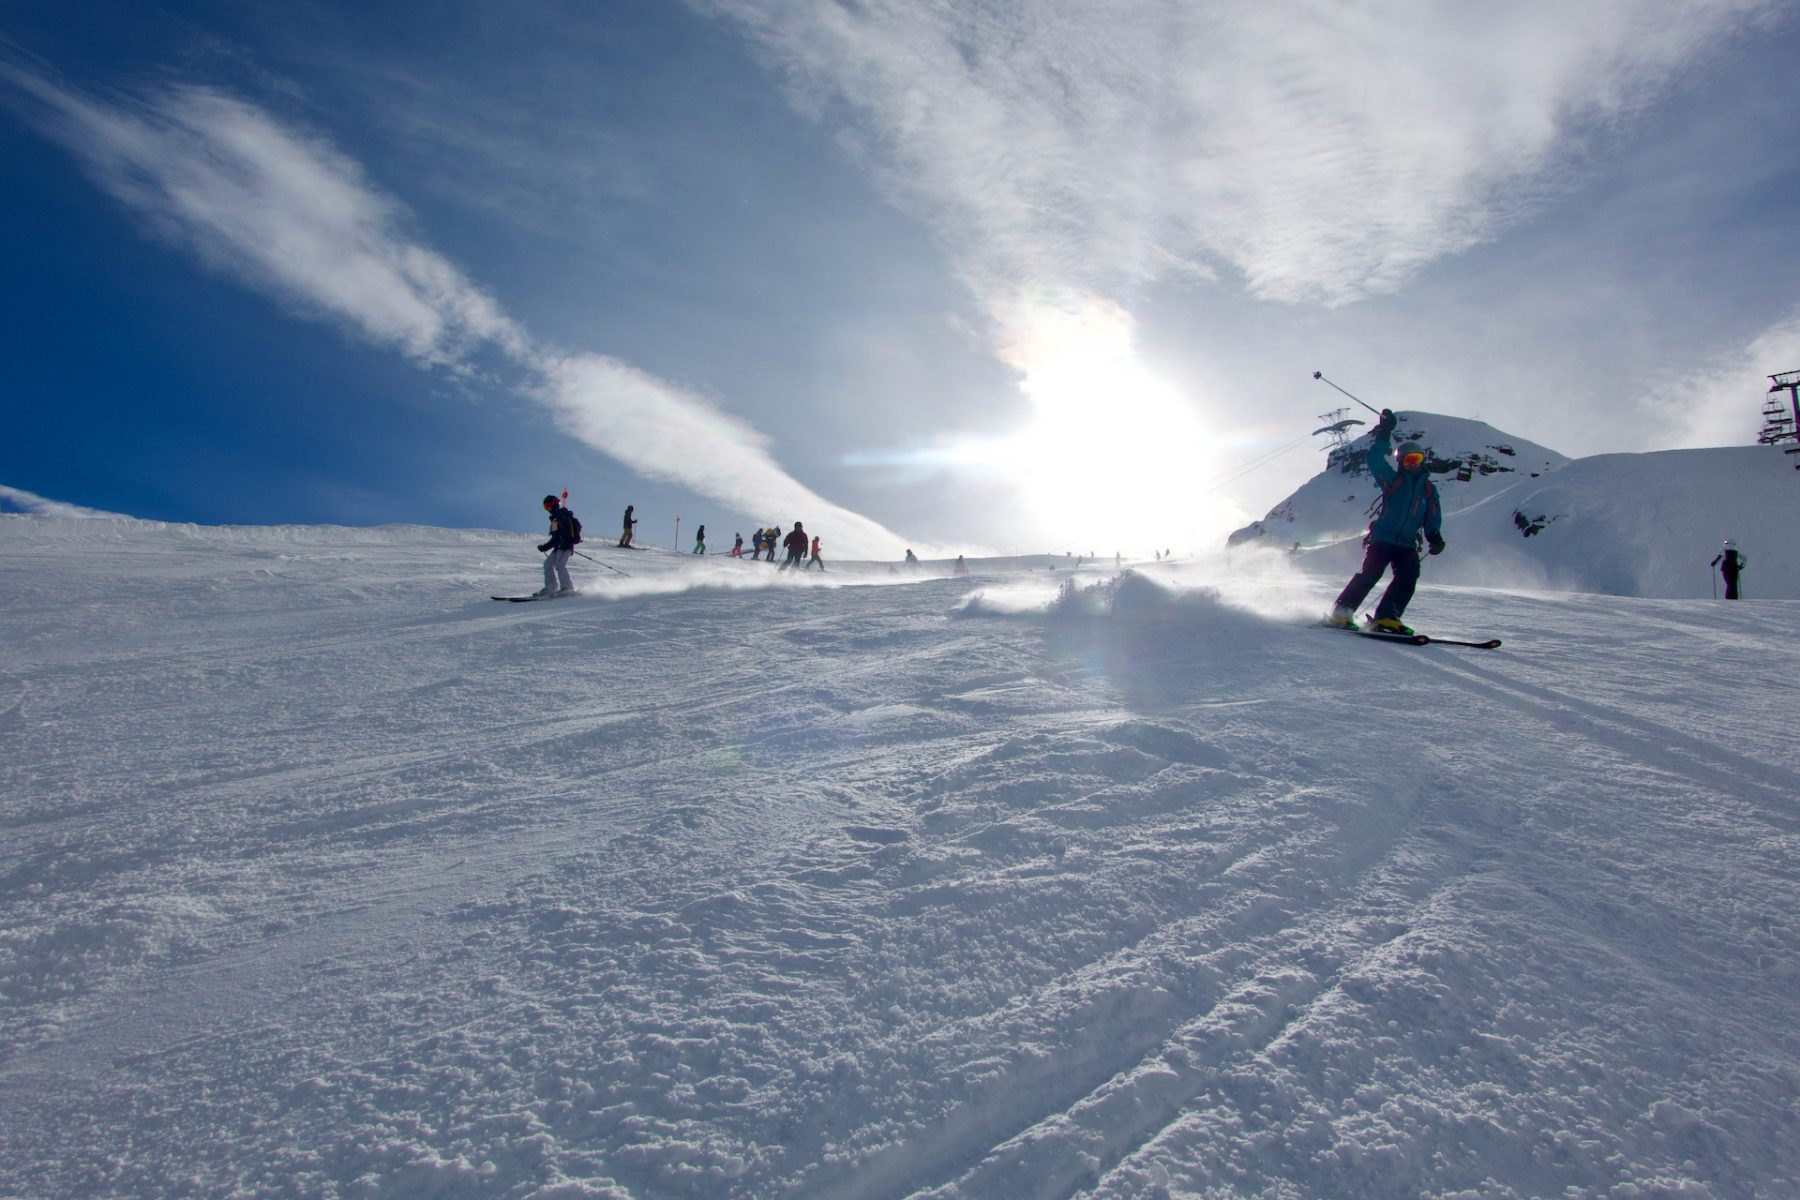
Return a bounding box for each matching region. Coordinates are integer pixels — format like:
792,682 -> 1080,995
567,510 -> 582,545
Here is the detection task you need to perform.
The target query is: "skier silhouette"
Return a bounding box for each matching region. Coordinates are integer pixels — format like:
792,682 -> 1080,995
1711,538 -> 1747,600
1326,409 -> 1443,635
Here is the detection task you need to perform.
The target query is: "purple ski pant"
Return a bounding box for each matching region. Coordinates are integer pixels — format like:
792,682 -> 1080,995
1334,539 -> 1421,621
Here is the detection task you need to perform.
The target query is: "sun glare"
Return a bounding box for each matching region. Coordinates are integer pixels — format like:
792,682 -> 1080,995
997,294 -> 1225,554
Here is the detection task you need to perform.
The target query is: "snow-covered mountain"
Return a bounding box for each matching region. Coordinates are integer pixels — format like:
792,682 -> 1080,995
2,514 -> 1797,1198
1230,412 -> 1799,598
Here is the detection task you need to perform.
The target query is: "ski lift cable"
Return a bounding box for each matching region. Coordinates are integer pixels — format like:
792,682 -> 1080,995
1190,432 -> 1317,498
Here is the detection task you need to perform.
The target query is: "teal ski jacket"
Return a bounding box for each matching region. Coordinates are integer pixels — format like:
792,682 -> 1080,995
1367,432 -> 1442,549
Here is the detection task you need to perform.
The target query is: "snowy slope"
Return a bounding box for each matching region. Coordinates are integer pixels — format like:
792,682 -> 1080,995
2,516 -> 1798,1199
1421,445 -> 1800,599
1231,414 -> 1800,599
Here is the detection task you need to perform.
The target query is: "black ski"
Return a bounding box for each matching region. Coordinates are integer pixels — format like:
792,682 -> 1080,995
493,594 -> 550,602
1317,622 -> 1501,649
1419,635 -> 1502,649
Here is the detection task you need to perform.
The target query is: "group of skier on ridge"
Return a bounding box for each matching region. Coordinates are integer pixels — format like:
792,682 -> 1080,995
525,498 -> 830,598
742,525 -> 824,570
528,412 -> 1752,615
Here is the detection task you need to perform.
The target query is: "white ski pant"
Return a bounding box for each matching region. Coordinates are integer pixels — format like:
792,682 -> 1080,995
543,548 -> 574,593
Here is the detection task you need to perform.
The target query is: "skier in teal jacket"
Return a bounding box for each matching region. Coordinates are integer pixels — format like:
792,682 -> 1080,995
1327,409 -> 1444,635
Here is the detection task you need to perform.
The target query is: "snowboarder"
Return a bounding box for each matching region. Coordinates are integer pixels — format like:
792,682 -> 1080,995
1712,538 -> 1747,599
693,524 -> 706,555
537,494 -> 579,597
779,522 -> 809,571
1326,409 -> 1443,635
953,555 -> 968,576
731,533 -> 744,558
619,504 -> 638,548
805,534 -> 825,571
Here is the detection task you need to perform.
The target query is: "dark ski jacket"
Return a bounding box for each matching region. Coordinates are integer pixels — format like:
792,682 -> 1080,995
541,505 -> 578,552
783,528 -> 809,554
1712,549 -> 1745,578
1366,432 -> 1442,549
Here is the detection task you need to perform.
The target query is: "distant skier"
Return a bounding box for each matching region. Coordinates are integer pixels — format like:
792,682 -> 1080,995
779,522 -> 809,571
1326,408 -> 1443,635
953,554 -> 968,576
1711,538 -> 1747,600
731,532 -> 743,558
536,494 -> 579,598
693,524 -> 706,555
619,504 -> 638,548
805,534 -> 825,571
904,548 -> 919,570
767,523 -> 782,564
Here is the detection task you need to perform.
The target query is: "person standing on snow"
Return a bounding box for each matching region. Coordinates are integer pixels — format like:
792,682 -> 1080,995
731,532 -> 744,558
619,504 -> 638,548
693,524 -> 706,555
779,522 -> 809,571
1326,408 -> 1443,635
537,494 -> 579,598
805,534 -> 825,571
1711,538 -> 1747,599
953,554 -> 968,576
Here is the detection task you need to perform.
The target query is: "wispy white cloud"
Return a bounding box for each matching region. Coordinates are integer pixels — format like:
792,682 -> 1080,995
701,0 -> 1778,547
1649,308 -> 1800,448
711,0 -> 1775,306
3,67 -> 528,367
2,64 -> 911,555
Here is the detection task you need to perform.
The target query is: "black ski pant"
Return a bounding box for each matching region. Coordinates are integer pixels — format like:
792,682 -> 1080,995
1723,572 -> 1739,600
780,547 -> 805,571
1335,539 -> 1421,621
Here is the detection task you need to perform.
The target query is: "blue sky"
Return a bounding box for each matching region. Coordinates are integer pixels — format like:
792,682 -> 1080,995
3,0 -> 1797,555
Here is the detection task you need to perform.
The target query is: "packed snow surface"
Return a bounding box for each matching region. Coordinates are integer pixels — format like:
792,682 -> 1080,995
2,516 -> 1797,1199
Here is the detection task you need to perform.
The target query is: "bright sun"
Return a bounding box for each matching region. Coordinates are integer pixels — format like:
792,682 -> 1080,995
996,294 -> 1224,554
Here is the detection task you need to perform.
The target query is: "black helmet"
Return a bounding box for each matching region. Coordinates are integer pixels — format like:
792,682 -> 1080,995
542,494 -> 558,506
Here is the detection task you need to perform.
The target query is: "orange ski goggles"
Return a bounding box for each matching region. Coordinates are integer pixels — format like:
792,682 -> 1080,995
1400,451 -> 1426,469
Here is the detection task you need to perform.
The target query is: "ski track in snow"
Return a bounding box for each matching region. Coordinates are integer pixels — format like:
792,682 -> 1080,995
1,520 -> 1796,1199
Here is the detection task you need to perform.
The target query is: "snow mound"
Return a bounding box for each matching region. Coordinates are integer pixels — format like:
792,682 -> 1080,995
1229,415 -> 1799,598
1230,412 -> 1568,550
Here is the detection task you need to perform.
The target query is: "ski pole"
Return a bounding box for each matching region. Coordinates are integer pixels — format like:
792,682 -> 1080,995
574,549 -> 629,577
1312,371 -> 1386,417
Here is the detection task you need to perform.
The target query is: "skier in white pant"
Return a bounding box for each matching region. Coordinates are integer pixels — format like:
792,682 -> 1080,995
536,494 -> 578,597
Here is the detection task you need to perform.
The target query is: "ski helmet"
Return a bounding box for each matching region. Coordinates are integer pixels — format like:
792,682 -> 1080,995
542,494 -> 558,506
1397,442 -> 1425,469
1723,537 -> 1737,548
